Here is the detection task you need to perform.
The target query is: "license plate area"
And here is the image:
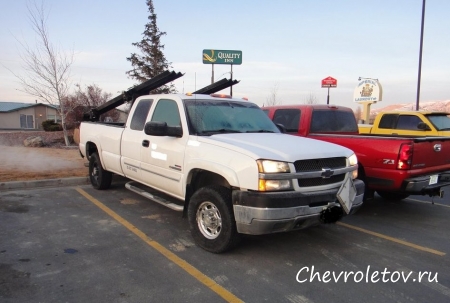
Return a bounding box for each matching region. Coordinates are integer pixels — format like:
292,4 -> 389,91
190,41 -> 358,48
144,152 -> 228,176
429,174 -> 438,185
337,175 -> 356,214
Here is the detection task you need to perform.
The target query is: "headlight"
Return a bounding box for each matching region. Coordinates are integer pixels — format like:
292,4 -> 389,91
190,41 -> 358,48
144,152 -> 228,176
257,160 -> 290,173
257,160 -> 292,191
348,153 -> 358,179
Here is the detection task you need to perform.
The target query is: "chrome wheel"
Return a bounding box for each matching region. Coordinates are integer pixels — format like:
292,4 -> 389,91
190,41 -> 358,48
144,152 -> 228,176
188,186 -> 240,253
196,201 -> 222,239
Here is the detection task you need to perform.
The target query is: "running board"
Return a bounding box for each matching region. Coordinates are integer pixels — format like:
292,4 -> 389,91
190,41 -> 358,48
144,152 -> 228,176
125,181 -> 183,212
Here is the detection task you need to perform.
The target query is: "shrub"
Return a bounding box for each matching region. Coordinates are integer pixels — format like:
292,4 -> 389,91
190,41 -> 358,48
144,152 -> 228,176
42,119 -> 63,132
49,125 -> 63,131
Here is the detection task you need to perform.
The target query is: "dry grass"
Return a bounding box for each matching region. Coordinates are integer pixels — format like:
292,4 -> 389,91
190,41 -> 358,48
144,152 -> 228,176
0,145 -> 88,182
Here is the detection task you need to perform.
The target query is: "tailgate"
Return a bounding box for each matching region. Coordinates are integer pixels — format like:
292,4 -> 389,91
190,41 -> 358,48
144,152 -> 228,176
412,137 -> 450,169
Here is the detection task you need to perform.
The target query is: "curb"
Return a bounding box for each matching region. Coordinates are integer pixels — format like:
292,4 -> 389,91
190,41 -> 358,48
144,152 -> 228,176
0,177 -> 90,191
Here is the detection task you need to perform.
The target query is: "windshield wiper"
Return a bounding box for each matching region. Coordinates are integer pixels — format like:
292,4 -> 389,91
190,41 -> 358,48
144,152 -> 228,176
198,129 -> 243,135
245,129 -> 276,133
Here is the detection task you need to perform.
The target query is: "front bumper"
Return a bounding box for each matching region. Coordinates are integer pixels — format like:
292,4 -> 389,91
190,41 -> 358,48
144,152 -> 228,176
232,179 -> 365,235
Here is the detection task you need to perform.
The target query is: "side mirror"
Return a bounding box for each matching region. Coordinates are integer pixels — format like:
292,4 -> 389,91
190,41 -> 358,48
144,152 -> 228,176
417,122 -> 431,131
144,121 -> 183,137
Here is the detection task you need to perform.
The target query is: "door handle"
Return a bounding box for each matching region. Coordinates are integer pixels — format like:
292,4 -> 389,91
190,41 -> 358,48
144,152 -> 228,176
142,140 -> 150,147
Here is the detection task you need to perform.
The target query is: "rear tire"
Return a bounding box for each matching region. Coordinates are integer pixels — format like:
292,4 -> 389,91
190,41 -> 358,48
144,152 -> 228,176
376,191 -> 409,201
188,185 -> 240,253
89,152 -> 112,190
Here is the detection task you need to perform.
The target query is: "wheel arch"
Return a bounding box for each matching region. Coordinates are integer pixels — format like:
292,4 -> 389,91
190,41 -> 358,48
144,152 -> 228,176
183,169 -> 232,217
84,141 -> 105,167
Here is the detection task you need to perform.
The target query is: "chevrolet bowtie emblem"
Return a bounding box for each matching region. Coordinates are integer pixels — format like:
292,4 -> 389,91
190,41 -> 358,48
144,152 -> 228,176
321,168 -> 334,178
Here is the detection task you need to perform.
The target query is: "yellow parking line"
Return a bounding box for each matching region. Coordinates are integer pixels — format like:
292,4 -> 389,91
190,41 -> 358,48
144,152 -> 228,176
76,188 -> 243,303
337,222 -> 446,256
405,198 -> 450,208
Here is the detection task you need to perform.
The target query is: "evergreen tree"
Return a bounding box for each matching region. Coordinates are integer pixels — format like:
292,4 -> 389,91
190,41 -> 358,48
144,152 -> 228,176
126,0 -> 175,93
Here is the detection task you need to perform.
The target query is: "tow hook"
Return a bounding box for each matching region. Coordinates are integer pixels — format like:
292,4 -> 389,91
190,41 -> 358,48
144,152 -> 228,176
320,206 -> 344,223
428,189 -> 444,198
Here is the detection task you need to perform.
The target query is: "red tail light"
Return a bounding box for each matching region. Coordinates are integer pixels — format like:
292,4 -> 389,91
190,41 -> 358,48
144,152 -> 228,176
397,143 -> 413,170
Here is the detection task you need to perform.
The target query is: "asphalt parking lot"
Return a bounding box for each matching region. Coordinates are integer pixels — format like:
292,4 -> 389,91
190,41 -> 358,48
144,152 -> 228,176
1,177 -> 450,303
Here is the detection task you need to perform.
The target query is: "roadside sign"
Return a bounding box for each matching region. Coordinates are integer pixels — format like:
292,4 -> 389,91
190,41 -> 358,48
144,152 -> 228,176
203,49 -> 242,65
353,79 -> 382,102
321,76 -> 337,88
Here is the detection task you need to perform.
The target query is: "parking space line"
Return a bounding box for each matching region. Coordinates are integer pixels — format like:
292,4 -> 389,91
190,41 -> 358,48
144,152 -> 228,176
405,198 -> 450,208
336,222 -> 446,256
76,188 -> 243,303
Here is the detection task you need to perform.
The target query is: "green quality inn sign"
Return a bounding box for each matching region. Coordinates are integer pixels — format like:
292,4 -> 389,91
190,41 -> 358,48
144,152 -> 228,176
203,49 -> 242,65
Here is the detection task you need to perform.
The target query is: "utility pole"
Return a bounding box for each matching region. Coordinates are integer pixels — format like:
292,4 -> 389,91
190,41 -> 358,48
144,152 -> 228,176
416,0 -> 426,111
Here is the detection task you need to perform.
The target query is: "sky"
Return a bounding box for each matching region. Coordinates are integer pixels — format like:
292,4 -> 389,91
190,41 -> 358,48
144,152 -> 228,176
0,0 -> 449,111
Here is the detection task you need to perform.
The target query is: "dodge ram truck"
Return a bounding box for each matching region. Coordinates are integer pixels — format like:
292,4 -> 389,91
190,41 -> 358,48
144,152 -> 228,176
263,104 -> 450,201
359,111 -> 450,137
79,72 -> 364,253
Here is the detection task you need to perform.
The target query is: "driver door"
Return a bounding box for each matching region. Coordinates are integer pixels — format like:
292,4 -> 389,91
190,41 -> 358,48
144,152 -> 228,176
140,98 -> 187,198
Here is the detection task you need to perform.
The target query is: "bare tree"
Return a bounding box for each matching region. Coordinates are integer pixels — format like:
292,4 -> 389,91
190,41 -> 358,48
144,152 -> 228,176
63,84 -> 117,129
11,1 -> 74,146
303,92 -> 318,104
265,83 -> 281,106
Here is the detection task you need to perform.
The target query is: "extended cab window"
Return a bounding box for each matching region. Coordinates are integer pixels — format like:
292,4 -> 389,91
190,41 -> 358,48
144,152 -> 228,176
378,114 -> 398,129
273,109 -> 301,132
130,99 -> 153,130
396,115 -> 422,130
151,99 -> 181,127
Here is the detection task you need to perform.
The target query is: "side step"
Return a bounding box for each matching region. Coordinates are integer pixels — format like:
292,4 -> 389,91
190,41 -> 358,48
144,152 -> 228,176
125,181 -> 184,212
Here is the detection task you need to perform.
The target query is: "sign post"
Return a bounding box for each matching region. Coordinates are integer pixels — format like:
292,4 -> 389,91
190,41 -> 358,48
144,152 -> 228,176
321,76 -> 337,104
203,49 -> 242,96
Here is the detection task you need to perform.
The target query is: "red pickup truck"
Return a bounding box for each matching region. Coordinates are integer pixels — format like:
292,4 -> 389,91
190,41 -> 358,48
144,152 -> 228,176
263,104 -> 450,201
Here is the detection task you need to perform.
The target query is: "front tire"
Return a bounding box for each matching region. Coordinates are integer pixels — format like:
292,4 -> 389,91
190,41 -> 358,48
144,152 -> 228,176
376,191 -> 409,201
188,186 -> 240,253
89,152 -> 112,190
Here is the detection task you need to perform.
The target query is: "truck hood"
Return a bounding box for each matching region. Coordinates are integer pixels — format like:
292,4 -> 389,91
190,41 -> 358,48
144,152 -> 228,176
197,133 -> 353,162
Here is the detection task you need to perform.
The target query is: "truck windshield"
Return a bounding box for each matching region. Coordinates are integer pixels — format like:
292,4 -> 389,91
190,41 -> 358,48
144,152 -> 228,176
184,99 -> 280,135
426,114 -> 450,131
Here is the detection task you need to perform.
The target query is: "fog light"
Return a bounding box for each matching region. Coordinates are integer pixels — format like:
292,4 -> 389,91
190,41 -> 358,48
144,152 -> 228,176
259,179 -> 292,191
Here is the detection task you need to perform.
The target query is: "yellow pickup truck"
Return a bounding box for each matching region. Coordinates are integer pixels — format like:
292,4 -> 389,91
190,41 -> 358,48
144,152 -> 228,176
359,111 -> 450,136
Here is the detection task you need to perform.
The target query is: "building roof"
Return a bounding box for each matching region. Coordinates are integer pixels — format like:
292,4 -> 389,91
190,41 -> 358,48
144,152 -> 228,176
0,102 -> 58,113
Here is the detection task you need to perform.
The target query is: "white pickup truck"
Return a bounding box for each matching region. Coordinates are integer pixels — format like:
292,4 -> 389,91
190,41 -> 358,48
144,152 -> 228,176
79,87 -> 364,253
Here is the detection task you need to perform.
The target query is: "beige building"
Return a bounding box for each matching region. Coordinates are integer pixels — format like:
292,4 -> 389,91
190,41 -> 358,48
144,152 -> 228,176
0,102 -> 60,130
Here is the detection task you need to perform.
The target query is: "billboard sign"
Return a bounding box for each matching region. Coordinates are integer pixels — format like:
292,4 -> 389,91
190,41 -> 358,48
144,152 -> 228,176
203,49 -> 242,65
